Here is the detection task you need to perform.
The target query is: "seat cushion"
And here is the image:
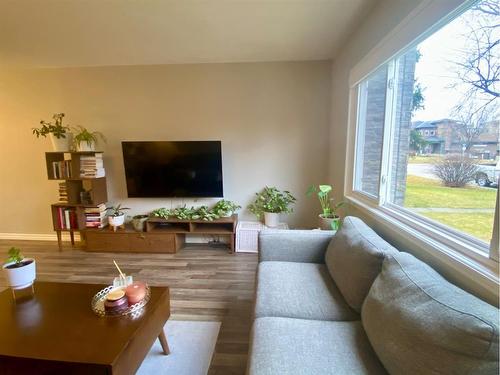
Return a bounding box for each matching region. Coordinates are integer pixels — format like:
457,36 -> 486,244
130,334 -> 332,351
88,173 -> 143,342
362,252 -> 500,375
325,216 -> 398,312
255,261 -> 358,321
247,317 -> 387,375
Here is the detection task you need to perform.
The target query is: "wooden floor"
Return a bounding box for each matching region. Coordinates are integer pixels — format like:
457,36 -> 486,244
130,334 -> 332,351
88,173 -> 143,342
0,239 -> 258,375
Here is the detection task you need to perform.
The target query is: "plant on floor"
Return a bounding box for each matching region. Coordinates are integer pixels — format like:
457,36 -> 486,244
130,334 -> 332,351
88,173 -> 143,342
106,204 -> 130,217
72,125 -> 106,150
32,113 -> 70,139
151,208 -> 173,219
191,206 -> 220,221
248,187 -> 296,219
212,200 -> 241,217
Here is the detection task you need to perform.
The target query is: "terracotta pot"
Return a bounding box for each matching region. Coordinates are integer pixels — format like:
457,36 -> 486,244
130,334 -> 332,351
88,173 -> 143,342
264,212 -> 280,228
2,259 -> 36,290
319,215 -> 341,230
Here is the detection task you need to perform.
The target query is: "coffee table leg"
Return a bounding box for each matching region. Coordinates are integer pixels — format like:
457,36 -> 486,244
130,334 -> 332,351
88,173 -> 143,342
158,330 -> 170,355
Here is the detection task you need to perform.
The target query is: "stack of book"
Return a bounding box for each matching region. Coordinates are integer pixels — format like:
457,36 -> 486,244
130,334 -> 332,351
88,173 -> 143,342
84,203 -> 108,229
58,182 -> 68,203
52,160 -> 73,179
80,153 -> 105,178
56,207 -> 78,229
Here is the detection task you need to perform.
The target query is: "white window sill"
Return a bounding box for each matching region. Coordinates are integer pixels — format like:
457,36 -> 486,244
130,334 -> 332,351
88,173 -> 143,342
345,194 -> 499,291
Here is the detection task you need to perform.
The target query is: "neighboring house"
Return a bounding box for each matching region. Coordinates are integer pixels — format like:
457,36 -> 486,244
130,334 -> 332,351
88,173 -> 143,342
412,119 -> 499,159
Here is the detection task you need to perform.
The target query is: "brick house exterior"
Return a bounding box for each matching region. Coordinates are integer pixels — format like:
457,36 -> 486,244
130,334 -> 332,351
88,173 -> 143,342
413,119 -> 499,159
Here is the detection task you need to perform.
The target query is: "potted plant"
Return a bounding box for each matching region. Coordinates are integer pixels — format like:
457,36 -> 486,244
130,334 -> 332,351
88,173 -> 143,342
132,214 -> 148,232
191,206 -> 220,221
2,247 -> 36,290
106,204 -> 130,229
151,208 -> 173,219
32,113 -> 72,151
248,187 -> 296,227
73,126 -> 106,151
213,200 -> 241,217
306,184 -> 345,230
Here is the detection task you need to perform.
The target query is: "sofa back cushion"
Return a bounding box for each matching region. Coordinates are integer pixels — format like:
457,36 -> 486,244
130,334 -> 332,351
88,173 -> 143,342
324,216 -> 398,312
362,252 -> 499,375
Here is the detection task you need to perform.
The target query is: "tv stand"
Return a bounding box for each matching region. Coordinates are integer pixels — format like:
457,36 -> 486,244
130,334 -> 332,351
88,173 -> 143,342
84,215 -> 237,253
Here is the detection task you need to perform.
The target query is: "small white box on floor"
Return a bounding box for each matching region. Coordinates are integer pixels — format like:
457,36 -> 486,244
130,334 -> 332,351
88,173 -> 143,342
236,221 -> 288,253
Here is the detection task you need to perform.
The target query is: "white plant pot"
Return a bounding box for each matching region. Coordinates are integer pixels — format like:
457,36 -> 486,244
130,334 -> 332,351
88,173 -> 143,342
50,133 -> 73,151
2,259 -> 36,289
264,212 -> 280,228
109,214 -> 125,227
77,142 -> 96,152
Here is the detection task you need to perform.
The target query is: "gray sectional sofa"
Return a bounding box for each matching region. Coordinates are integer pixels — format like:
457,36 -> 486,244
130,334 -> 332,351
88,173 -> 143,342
247,216 -> 499,375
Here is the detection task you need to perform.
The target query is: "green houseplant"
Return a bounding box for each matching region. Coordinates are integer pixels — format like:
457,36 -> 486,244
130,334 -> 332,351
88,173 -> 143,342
2,247 -> 36,289
213,200 -> 241,217
248,187 -> 296,227
106,204 -> 130,230
73,126 -> 106,152
32,113 -> 72,151
306,184 -> 344,230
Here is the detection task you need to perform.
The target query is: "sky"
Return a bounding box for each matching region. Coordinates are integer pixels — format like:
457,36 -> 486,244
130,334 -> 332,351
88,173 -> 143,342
412,2 -> 499,122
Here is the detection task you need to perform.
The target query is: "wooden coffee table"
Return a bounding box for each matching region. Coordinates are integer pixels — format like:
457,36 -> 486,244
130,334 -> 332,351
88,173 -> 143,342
0,282 -> 170,374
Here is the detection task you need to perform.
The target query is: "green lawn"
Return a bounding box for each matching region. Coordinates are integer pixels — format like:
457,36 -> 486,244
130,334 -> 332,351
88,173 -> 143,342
404,175 -> 496,208
404,175 -> 496,242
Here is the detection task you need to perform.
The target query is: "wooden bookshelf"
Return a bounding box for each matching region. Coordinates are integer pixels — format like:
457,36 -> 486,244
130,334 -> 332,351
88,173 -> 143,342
45,151 -> 108,250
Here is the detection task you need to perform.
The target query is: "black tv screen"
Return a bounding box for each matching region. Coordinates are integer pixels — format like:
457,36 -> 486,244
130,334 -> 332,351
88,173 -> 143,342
122,141 -> 223,197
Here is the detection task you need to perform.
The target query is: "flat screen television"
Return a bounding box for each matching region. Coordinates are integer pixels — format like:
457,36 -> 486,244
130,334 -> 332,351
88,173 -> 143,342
121,141 -> 223,198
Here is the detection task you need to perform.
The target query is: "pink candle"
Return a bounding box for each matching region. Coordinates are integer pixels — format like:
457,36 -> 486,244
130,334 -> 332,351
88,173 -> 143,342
125,282 -> 146,304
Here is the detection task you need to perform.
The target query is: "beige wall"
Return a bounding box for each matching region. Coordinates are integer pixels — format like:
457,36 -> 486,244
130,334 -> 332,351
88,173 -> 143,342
0,61 -> 332,234
328,0 -> 499,305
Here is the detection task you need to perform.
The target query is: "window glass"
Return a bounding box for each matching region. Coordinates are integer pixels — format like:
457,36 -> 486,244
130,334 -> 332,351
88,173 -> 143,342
354,65 -> 389,198
387,1 -> 499,246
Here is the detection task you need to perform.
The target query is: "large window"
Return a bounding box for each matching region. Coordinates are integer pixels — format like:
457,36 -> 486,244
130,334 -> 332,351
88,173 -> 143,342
352,0 -> 499,258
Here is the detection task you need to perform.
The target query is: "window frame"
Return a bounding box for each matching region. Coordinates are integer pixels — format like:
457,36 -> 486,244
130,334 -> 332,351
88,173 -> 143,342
345,0 -> 499,277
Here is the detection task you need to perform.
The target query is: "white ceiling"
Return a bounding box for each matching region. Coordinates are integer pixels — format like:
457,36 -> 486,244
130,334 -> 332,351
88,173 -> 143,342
0,0 -> 375,68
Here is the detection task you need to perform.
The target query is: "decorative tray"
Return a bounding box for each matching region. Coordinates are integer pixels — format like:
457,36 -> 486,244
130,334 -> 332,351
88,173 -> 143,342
91,284 -> 151,318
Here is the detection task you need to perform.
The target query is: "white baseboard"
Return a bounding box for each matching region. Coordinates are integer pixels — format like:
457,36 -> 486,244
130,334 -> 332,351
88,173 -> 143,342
0,233 -> 81,241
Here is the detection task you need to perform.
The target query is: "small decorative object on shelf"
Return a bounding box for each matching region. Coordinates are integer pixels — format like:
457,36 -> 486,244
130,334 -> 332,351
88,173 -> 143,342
2,247 -> 36,293
32,113 -> 73,151
248,186 -> 296,227
106,204 -> 130,231
132,215 -> 148,232
306,184 -> 345,230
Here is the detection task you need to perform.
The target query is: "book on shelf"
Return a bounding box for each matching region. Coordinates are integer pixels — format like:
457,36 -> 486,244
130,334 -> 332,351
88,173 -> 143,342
56,207 -> 78,230
58,182 -> 68,203
80,153 -> 105,178
52,160 -> 73,179
84,203 -> 108,228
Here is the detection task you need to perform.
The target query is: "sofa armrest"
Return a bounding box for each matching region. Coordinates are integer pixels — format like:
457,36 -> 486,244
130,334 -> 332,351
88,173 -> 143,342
258,229 -> 335,263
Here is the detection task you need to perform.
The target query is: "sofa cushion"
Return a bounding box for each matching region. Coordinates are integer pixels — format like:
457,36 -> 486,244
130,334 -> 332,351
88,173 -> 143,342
362,252 -> 500,375
247,317 -> 387,375
255,261 -> 358,321
324,216 -> 398,312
